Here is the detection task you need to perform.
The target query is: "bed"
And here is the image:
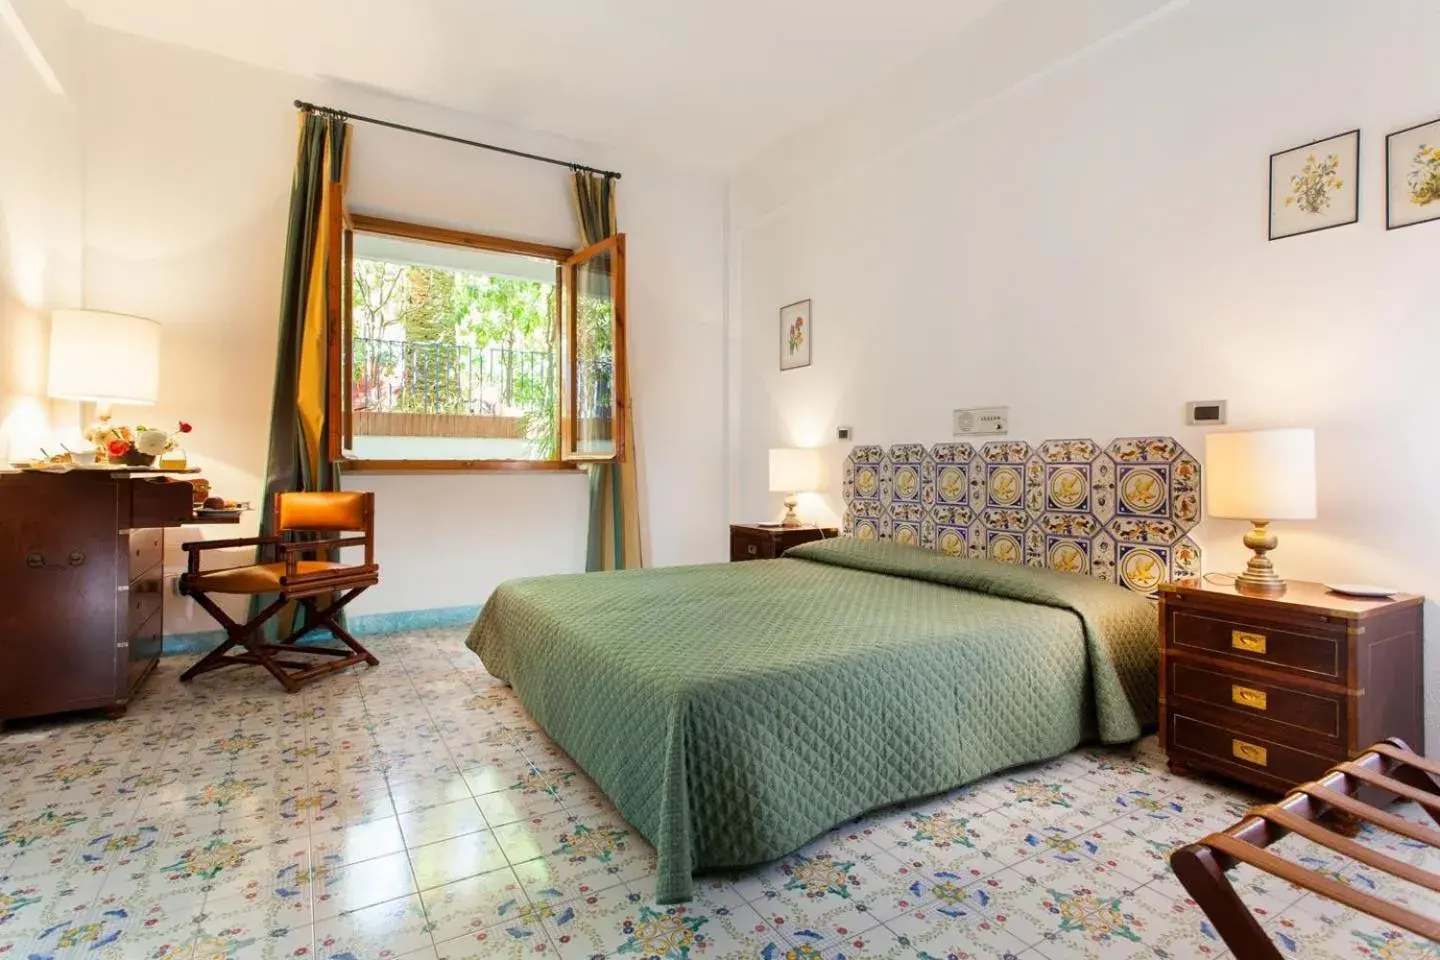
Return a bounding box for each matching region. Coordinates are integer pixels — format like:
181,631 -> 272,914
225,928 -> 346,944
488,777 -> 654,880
466,537 -> 1160,903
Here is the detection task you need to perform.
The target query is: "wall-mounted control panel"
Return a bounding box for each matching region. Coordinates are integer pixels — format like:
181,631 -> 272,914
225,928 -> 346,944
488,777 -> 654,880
1186,400 -> 1227,425
953,406 -> 1009,437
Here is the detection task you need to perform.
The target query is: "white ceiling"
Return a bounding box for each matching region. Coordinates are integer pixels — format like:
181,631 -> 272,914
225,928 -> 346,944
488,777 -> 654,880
68,0 -> 1005,172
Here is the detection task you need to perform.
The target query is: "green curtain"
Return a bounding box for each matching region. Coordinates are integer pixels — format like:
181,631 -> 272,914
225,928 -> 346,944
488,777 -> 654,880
572,171 -> 642,572
252,110 -> 350,630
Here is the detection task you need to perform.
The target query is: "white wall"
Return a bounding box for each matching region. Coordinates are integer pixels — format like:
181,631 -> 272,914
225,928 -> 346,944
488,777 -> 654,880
76,25 -> 726,627
0,0 -> 83,461
730,0 -> 1440,740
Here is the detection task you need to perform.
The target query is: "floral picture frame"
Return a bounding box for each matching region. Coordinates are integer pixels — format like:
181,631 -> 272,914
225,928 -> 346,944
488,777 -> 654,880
1386,116 -> 1440,230
779,299 -> 812,371
1268,129 -> 1360,240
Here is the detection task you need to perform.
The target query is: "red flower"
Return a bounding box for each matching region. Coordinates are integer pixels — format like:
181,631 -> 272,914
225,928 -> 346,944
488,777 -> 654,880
177,421 -> 193,433
106,438 -> 130,457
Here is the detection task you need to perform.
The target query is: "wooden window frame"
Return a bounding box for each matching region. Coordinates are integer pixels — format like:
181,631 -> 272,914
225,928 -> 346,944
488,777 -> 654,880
333,214 -> 610,473
559,233 -> 628,463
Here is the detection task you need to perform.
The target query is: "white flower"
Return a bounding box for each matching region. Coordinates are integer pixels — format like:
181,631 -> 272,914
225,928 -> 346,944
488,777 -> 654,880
136,430 -> 169,456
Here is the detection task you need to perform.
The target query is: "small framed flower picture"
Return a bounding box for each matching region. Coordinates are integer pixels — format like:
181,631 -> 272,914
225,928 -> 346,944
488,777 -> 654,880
779,299 -> 812,371
1268,129 -> 1360,240
1386,116 -> 1440,230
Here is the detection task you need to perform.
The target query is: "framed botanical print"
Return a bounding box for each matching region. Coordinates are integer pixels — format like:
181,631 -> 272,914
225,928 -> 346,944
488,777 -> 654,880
1268,129 -> 1360,240
1386,116 -> 1440,230
779,299 -> 811,371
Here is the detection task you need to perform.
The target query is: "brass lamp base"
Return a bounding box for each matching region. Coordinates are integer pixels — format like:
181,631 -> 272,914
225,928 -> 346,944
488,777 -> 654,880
781,493 -> 801,528
1235,520 -> 1286,597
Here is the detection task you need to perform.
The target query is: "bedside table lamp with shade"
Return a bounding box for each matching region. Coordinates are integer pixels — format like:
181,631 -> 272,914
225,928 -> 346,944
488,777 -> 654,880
47,309 -> 162,414
768,447 -> 823,528
47,309 -> 164,464
1204,427 -> 1316,597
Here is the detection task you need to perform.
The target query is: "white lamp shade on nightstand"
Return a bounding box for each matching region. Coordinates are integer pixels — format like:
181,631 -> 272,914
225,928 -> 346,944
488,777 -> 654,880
47,309 -> 161,405
1205,428 -> 1317,520
768,447 -> 823,493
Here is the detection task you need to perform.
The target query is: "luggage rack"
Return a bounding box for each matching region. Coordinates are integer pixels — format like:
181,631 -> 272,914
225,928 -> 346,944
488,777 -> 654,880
1170,739 -> 1440,957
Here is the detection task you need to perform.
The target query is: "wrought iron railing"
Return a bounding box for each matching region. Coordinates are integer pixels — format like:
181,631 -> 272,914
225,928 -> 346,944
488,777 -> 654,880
351,338 -> 611,419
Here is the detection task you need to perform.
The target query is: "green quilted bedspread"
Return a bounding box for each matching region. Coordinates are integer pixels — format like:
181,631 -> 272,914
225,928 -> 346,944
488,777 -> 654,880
465,538 -> 1158,903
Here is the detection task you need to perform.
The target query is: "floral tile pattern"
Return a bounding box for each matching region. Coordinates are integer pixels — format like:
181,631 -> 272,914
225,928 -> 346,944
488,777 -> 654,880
843,438 -> 1201,591
2,628 -> 1435,959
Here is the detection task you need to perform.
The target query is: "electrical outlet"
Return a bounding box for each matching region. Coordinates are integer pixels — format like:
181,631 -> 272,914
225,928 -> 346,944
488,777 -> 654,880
953,406 -> 1009,437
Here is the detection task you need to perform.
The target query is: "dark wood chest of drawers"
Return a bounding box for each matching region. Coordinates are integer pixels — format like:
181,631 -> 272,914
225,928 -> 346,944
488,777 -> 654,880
1159,578 -> 1424,793
0,471 -> 197,723
729,523 -> 837,561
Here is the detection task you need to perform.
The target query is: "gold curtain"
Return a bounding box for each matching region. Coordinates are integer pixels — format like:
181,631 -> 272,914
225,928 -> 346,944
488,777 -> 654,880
573,171 -> 642,571
253,110 -> 350,631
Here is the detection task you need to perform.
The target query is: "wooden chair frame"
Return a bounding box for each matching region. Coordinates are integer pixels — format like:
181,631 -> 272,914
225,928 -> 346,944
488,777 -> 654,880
178,492 -> 380,692
1171,739 -> 1440,958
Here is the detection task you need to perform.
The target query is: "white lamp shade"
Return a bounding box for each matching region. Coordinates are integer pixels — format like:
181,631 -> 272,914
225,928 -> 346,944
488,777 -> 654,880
769,447 -> 823,493
47,309 -> 161,404
1205,428 -> 1317,521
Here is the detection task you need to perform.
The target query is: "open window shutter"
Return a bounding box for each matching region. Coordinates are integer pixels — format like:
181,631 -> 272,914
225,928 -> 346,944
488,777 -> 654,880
326,202 -> 354,462
560,233 -> 626,462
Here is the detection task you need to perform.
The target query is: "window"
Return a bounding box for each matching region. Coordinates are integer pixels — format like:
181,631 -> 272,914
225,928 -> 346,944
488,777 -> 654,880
333,215 -> 626,469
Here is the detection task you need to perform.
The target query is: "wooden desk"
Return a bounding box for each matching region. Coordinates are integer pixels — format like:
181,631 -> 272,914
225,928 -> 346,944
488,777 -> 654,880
0,470 -> 226,724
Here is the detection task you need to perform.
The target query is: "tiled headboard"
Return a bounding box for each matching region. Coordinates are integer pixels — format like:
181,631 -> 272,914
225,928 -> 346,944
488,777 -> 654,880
842,437 -> 1201,593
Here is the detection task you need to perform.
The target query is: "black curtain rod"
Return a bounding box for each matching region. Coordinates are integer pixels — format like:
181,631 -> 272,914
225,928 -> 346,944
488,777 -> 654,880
294,99 -> 622,180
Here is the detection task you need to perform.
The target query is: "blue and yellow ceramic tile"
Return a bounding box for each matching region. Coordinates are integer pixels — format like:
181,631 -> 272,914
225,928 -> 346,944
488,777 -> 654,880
1046,537 -> 1091,575
839,435 -> 1201,592
981,441 -> 1029,511
888,444 -> 924,503
1117,544 -> 1170,594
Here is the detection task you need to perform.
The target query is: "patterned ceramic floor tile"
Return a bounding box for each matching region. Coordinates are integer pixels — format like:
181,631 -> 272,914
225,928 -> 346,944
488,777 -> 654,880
7,628 -> 1436,960
313,849 -> 418,921
387,768 -> 477,816
543,881 -> 778,960
882,887 -> 1033,958
313,892 -> 433,960
416,864 -> 530,946
193,888 -> 315,960
312,814 -> 408,866
397,797 -> 489,849
493,810 -> 654,902
408,829 -> 510,892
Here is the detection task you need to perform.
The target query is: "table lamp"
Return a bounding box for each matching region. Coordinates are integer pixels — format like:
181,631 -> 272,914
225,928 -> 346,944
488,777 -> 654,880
769,447 -> 823,528
47,309 -> 161,419
1205,428 -> 1316,596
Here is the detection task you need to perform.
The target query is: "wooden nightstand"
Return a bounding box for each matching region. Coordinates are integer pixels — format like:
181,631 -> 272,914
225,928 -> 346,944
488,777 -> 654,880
729,523 -> 837,561
1159,578 -> 1424,794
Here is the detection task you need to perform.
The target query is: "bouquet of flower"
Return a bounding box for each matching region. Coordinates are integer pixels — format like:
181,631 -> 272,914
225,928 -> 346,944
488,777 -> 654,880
86,420 -> 192,464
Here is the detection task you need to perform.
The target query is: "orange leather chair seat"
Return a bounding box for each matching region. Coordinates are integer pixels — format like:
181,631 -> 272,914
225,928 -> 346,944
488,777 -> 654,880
186,561 -> 345,595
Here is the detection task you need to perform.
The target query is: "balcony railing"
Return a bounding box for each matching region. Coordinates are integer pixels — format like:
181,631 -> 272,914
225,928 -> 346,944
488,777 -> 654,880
351,338 -> 611,419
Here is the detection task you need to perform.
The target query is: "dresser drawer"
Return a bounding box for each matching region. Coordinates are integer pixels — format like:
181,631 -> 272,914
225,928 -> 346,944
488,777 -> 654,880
1168,608 -> 1345,679
1170,712 -> 1337,787
126,571 -> 163,639
129,477 -> 194,528
127,529 -> 163,580
730,529 -> 777,561
1168,660 -> 1343,742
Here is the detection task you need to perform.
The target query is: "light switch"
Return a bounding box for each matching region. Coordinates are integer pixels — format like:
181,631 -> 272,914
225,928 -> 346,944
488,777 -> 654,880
1186,400 -> 1227,425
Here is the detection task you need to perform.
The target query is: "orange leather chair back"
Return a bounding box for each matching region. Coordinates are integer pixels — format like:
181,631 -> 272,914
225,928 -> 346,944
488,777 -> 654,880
276,491 -> 371,532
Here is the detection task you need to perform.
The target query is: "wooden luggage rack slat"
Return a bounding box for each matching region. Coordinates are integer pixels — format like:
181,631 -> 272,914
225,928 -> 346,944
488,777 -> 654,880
1170,738 -> 1440,958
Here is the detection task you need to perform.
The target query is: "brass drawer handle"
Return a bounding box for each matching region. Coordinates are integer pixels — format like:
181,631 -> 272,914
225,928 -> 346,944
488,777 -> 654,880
747,544 -> 757,555
1231,630 -> 1267,654
1232,738 -> 1268,767
1231,685 -> 1268,711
